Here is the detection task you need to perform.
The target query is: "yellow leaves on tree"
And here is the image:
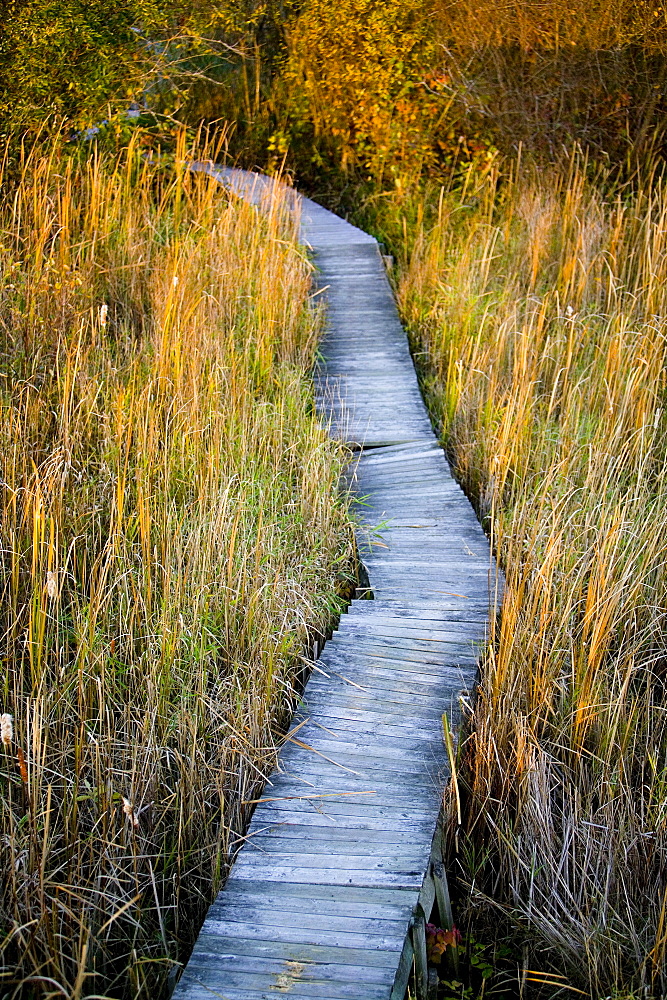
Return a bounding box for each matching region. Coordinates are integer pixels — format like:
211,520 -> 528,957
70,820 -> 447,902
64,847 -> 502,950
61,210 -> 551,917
282,0 -> 446,182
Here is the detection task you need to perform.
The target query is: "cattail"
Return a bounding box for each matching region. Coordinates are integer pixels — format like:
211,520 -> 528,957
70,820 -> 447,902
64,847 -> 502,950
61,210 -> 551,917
122,797 -> 139,828
99,303 -> 108,327
0,713 -> 12,747
17,747 -> 28,784
46,570 -> 57,599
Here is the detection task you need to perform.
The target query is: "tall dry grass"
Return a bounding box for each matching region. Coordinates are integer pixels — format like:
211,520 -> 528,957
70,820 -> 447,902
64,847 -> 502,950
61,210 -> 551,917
427,0 -> 667,165
394,159 -> 667,995
434,0 -> 667,52
0,135 -> 351,997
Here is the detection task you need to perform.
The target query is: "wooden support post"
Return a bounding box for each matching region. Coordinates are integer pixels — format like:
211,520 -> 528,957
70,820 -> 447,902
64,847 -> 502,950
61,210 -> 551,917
412,904 -> 429,1000
431,816 -> 459,975
390,933 -> 414,1000
433,856 -> 453,928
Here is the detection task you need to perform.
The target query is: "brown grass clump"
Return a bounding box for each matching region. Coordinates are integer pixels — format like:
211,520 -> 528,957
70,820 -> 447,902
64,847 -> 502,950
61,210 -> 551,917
0,134 -> 351,997
394,157 -> 667,995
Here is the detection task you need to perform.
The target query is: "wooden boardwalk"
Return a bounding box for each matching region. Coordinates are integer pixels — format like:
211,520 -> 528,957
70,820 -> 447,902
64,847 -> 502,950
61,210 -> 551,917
176,168 -> 498,1000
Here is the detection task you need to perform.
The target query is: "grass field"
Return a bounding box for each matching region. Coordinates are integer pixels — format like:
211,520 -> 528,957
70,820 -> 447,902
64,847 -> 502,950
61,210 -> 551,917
0,136 -> 352,998
379,158 -> 667,997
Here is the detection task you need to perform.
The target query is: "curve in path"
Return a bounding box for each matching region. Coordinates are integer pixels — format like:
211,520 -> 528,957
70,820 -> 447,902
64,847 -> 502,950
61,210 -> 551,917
175,167 -> 500,1000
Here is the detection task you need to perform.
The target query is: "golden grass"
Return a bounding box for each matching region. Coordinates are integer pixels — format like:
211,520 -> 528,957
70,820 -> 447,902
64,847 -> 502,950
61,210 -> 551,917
0,135 -> 351,997
433,0 -> 667,52
393,158 -> 667,995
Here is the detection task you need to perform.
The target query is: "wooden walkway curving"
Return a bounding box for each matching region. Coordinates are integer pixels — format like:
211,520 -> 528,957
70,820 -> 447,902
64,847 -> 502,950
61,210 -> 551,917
175,168 -> 499,1000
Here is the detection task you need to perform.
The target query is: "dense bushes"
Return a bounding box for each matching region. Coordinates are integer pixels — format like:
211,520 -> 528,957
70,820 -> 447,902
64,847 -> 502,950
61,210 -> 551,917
265,0 -> 667,190
0,1 -> 271,138
6,1 -> 667,185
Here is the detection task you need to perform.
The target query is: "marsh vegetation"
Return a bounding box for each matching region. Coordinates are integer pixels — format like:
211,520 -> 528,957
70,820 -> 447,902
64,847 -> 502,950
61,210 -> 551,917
0,136 -> 350,997
389,157 -> 667,997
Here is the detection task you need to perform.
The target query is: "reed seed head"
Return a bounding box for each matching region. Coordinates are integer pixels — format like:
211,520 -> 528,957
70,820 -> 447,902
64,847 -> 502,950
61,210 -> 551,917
122,797 -> 139,828
1,713 -> 12,747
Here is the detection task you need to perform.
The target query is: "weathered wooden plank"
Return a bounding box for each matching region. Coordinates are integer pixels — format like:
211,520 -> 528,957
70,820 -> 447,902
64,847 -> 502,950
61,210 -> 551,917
208,905 -> 409,939
238,841 -> 435,871
257,788 -> 445,819
182,933 -> 403,970
314,652 -> 471,683
303,677 -> 463,707
222,879 -> 419,905
320,400 -> 427,411
269,761 -> 442,788
248,792 -> 440,818
246,811 -> 434,835
359,576 -> 493,595
291,722 -> 445,755
251,802 -> 439,829
322,650 -> 480,674
298,688 -> 463,717
289,701 -> 447,731
355,545 -> 488,558
301,688 -> 454,720
178,952 -> 397,983
365,586 -> 498,602
351,467 -> 460,481
228,866 -> 426,891
311,657 -> 472,686
292,708 -> 444,736
358,541 -> 482,555
298,680 -> 464,711
334,621 -> 486,643
271,756 -> 445,785
357,552 -> 489,568
180,979 -> 393,1000
178,972 -> 394,1000
334,615 -> 485,637
290,720 -> 443,751
291,716 -> 442,745
240,824 -> 431,848
356,528 -> 489,544
344,609 -> 490,627
355,453 -> 445,466
319,639 -> 480,666
250,794 -> 440,818
255,769 -> 443,798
